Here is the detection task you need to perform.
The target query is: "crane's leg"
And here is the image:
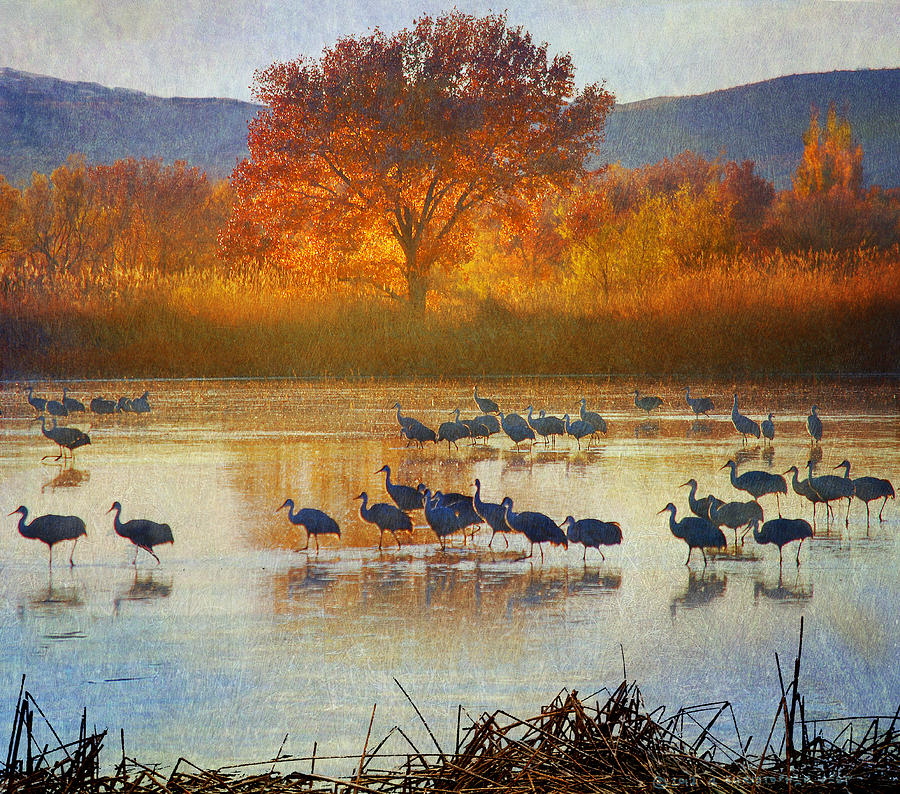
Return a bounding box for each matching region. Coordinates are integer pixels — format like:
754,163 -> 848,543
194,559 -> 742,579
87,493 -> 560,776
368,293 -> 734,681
144,546 -> 161,565
583,547 -> 587,561
298,531 -> 310,552
69,538 -> 79,567
845,498 -> 851,527
701,548 -> 708,567
488,530 -> 495,548
525,542 -> 534,560
599,548 -> 606,562
539,544 -> 544,563
795,540 -> 803,566
865,501 -> 871,527
133,546 -> 139,566
777,493 -> 782,518
879,497 -> 889,522
378,530 -> 384,551
395,532 -> 402,550
48,545 -> 53,570
684,546 -> 692,566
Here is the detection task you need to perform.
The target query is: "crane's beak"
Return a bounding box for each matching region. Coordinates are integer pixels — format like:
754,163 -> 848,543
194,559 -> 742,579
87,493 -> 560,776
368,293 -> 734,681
679,481 -> 691,487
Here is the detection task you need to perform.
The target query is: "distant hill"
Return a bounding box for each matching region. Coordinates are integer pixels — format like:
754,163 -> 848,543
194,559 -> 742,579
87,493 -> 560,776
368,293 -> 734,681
0,68 -> 258,184
0,66 -> 897,190
598,69 -> 900,190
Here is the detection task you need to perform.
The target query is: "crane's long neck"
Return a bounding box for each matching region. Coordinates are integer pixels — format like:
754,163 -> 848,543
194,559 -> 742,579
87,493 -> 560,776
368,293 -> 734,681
838,462 -> 851,479
111,504 -> 126,537
731,396 -> 739,418
727,463 -> 738,488
564,414 -> 571,432
687,480 -> 698,504
454,408 -> 460,422
788,467 -> 802,491
14,509 -> 34,539
358,493 -> 370,520
666,508 -> 685,540
473,480 -> 483,511
382,468 -> 393,489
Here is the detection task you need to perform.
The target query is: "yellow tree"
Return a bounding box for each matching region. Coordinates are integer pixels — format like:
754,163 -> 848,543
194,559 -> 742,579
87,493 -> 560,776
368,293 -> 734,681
793,103 -> 862,198
221,10 -> 614,308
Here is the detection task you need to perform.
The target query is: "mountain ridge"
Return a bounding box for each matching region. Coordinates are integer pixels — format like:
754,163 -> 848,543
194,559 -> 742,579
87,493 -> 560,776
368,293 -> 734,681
0,66 -> 897,190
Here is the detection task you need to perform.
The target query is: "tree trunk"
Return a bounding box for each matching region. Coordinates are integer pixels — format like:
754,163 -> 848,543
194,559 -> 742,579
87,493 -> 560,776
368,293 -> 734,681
407,274 -> 428,311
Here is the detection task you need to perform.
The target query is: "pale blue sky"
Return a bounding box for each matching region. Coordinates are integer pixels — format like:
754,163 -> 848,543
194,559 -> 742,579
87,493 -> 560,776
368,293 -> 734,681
1,1 -> 897,103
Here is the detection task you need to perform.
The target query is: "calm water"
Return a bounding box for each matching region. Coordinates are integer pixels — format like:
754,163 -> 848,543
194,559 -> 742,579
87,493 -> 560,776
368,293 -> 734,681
0,376 -> 898,773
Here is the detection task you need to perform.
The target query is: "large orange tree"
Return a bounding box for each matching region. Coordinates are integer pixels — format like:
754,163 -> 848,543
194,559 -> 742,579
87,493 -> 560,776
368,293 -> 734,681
221,10 -> 614,308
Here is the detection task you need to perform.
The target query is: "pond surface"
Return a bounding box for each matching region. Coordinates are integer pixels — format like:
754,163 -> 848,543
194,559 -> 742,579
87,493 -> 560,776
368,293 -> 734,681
0,376 -> 898,774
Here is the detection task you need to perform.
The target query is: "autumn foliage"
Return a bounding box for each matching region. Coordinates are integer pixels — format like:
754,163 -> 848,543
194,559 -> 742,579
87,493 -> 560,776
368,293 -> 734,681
220,9 -> 615,308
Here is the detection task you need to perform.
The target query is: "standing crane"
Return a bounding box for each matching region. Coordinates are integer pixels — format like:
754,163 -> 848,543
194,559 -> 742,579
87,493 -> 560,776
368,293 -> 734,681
750,517 -> 813,568
376,465 -> 425,511
730,394 -> 760,443
26,386 -> 47,415
109,501 -> 175,564
472,479 -> 515,548
806,459 -> 853,525
562,516 -> 622,561
658,503 -> 726,566
579,398 -> 608,435
563,413 -> 594,450
499,411 -> 535,451
8,506 -> 86,568
680,479 -> 722,521
423,489 -> 463,550
356,492 -> 413,550
61,387 -> 86,413
761,413 -> 775,446
39,416 -> 91,462
833,460 -> 894,524
502,502 -> 568,562
633,390 -> 663,415
473,385 -> 500,415
784,465 -> 827,524
720,459 -> 786,514
807,405 -> 823,446
276,499 -> 340,552
684,387 -> 714,417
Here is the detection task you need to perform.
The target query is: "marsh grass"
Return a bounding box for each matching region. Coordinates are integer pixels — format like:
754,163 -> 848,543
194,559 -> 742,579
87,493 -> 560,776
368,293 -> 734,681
2,247 -> 897,377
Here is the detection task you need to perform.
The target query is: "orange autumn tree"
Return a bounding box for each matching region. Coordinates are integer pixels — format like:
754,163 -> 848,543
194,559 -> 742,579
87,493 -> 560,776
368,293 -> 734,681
221,10 -> 614,308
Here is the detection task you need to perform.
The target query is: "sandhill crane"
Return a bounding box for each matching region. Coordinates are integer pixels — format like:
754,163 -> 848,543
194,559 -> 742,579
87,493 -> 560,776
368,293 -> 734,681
807,405 -> 823,445
356,492 -> 413,550
503,502 -> 568,562
276,499 -> 340,552
132,391 -> 151,413
437,409 -> 469,451
680,479 -> 722,521
684,387 -> 714,417
658,503 -> 726,566
109,501 -> 175,564
39,416 -> 91,462
472,479 -> 515,548
61,387 -> 86,413
563,413 -> 593,450
499,411 -> 535,451
423,489 -> 463,550
90,397 -> 116,414
633,390 -> 663,415
784,465 -> 827,524
578,398 -> 607,435
376,465 -> 425,511
562,516 -> 622,561
721,459 -> 786,514
709,499 -> 764,546
401,418 -> 437,447
26,386 -> 47,415
761,413 -> 775,445
833,460 -> 894,524
730,394 -> 760,443
751,517 -> 813,567
9,506 -> 86,568
46,397 -> 68,417
806,459 -> 853,525
473,385 -> 500,415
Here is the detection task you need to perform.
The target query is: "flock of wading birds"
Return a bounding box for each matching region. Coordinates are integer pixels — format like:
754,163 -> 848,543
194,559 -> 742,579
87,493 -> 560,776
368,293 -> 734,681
4,384 -> 896,571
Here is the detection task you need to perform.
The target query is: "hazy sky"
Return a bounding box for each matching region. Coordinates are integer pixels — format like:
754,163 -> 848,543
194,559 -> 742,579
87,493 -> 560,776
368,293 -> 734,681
1,1 -> 898,103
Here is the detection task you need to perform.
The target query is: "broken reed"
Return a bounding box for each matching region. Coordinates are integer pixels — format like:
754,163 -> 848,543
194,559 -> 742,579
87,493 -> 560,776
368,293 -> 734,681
2,246 -> 898,377
4,620 -> 900,793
